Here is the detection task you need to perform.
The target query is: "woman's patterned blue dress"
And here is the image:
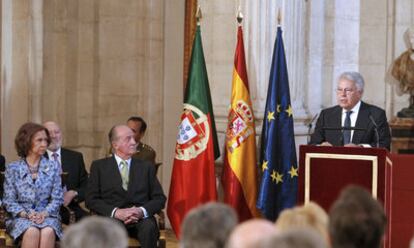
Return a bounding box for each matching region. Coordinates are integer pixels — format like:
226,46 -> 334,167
3,157 -> 63,239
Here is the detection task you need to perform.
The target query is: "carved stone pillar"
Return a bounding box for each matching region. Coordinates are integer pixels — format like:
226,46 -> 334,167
243,0 -> 308,148
1,0 -> 43,159
28,0 -> 43,123
243,1 -> 307,119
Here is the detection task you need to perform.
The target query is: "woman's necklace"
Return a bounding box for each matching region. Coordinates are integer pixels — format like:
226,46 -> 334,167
25,159 -> 39,180
28,165 -> 39,174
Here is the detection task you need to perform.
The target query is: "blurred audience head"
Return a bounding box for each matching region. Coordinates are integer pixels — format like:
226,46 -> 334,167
259,228 -> 327,248
62,216 -> 128,248
276,202 -> 329,244
410,235 -> 414,248
329,185 -> 386,248
180,202 -> 238,248
226,219 -> 277,248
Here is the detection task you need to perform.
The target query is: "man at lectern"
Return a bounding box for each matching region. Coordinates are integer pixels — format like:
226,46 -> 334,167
310,71 -> 391,150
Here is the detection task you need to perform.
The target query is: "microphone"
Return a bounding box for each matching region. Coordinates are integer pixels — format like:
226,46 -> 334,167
322,126 -> 366,131
306,113 -> 319,144
322,126 -> 366,146
369,115 -> 380,148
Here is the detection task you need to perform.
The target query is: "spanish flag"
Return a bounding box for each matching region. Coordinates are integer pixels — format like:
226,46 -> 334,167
222,25 -> 260,221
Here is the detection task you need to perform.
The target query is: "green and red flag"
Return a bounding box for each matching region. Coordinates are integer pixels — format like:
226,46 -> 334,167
222,25 -> 260,221
167,24 -> 220,237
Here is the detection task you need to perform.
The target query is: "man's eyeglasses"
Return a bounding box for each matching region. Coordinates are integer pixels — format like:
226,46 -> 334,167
336,88 -> 355,95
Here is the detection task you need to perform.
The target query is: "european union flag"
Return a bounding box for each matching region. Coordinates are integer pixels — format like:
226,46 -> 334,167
256,26 -> 298,221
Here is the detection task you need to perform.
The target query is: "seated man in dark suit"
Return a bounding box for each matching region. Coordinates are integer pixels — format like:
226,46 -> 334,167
86,124 -> 166,248
44,121 -> 89,224
310,71 -> 391,150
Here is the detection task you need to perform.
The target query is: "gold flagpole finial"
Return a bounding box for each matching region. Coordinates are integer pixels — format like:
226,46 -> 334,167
196,5 -> 202,25
237,6 -> 243,24
277,8 -> 281,26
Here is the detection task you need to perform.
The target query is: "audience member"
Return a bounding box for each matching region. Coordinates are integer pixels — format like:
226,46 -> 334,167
329,185 -> 386,248
410,235 -> 414,248
127,116 -> 156,163
180,202 -> 238,248
44,121 -> 88,224
86,124 -> 166,248
61,216 -> 128,248
276,202 -> 329,244
226,219 -> 277,248
3,122 -> 63,248
259,228 -> 327,248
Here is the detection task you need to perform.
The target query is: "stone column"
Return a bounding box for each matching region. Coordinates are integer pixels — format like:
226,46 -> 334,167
1,0 -> 37,160
28,0 -> 43,123
244,0 -> 308,118
283,0 -> 308,119
162,0 -> 185,204
243,0 -> 309,147
306,0 -> 326,115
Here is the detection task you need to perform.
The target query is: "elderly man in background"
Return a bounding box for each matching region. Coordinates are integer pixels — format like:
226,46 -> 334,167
44,121 -> 88,224
87,124 -> 166,248
310,71 -> 391,150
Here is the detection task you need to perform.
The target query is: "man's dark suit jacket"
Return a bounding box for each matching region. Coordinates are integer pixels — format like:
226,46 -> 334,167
86,156 -> 166,217
45,148 -> 88,221
310,101 -> 391,150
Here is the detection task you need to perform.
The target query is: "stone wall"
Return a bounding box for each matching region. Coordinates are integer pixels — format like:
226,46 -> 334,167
1,0 -> 413,199
1,0 -> 166,173
199,0 -> 414,155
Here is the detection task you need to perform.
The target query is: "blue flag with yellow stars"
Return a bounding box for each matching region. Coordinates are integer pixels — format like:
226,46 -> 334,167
256,26 -> 298,221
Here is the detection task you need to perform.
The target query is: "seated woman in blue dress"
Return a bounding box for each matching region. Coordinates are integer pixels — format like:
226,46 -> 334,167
3,122 -> 63,248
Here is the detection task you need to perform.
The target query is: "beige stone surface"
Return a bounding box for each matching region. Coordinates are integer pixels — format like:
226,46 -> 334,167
1,0 -> 165,175
1,0 -> 413,199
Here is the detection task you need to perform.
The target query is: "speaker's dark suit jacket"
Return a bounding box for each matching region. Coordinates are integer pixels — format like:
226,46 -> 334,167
310,101 -> 391,150
86,156 -> 166,217
45,148 -> 88,221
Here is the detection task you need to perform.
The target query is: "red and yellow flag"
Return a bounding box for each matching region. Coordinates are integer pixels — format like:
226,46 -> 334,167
222,25 -> 260,221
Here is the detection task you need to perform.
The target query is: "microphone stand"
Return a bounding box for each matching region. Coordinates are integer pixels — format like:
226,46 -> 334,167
306,114 -> 318,144
369,115 -> 380,148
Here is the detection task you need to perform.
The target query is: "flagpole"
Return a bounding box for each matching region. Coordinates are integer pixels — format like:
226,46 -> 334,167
237,7 -> 243,25
196,5 -> 202,25
277,8 -> 281,26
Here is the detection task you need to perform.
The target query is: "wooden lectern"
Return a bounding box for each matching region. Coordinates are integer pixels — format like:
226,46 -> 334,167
298,145 -> 392,248
298,145 -> 414,248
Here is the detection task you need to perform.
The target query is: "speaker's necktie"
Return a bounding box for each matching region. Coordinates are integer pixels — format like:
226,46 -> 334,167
343,111 -> 353,145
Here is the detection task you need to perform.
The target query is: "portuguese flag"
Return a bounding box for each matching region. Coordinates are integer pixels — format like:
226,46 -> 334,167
167,24 -> 220,237
222,25 -> 260,221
